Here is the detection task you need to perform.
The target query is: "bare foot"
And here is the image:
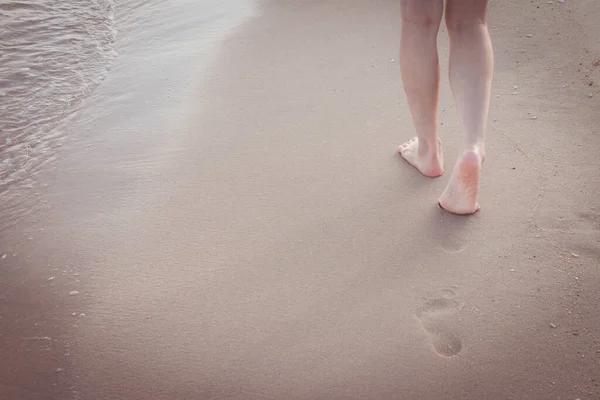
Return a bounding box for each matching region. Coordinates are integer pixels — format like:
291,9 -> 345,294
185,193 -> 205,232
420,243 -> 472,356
438,149 -> 483,215
397,137 -> 444,178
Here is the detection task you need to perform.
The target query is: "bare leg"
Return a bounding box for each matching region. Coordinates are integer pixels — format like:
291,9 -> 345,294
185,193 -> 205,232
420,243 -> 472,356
438,0 -> 494,214
397,0 -> 444,178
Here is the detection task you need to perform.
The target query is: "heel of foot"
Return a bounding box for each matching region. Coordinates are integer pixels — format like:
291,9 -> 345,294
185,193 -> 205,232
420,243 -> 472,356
438,150 -> 482,215
457,151 -> 481,178
438,199 -> 480,215
423,163 -> 444,178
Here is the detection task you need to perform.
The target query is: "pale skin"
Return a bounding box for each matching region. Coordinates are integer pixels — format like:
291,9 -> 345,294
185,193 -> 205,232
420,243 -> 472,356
397,0 -> 494,215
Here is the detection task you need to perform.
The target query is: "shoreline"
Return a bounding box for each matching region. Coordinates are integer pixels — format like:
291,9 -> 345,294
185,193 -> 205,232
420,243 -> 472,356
0,2 -> 256,399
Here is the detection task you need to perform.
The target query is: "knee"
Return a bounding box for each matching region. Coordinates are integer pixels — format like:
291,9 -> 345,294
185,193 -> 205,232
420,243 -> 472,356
401,1 -> 443,29
445,8 -> 487,34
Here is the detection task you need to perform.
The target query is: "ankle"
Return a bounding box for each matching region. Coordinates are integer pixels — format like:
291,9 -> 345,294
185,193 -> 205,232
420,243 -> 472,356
460,148 -> 485,166
419,137 -> 442,157
463,143 -> 485,159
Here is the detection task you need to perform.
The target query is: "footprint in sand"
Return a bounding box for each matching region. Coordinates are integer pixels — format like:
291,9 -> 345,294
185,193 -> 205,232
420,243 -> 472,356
416,290 -> 463,357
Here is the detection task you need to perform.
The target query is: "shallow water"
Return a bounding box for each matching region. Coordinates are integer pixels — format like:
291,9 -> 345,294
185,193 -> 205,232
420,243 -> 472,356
0,0 -> 254,231
0,0 -> 117,190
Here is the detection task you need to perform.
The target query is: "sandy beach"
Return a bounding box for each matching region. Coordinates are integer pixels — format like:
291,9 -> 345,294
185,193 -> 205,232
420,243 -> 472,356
1,0 -> 599,399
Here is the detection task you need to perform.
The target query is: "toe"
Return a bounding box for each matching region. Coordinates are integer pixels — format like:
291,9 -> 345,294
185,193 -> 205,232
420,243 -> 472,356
398,142 -> 411,152
398,138 -> 415,151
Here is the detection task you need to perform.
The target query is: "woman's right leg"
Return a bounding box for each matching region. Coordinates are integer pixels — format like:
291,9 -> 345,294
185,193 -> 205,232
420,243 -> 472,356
438,0 -> 494,214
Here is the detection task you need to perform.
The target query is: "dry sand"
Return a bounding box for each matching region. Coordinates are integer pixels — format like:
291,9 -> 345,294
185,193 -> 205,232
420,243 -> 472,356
1,0 -> 600,399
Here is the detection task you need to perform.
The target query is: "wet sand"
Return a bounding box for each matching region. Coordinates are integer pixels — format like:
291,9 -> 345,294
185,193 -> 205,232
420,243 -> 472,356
2,0 -> 600,399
